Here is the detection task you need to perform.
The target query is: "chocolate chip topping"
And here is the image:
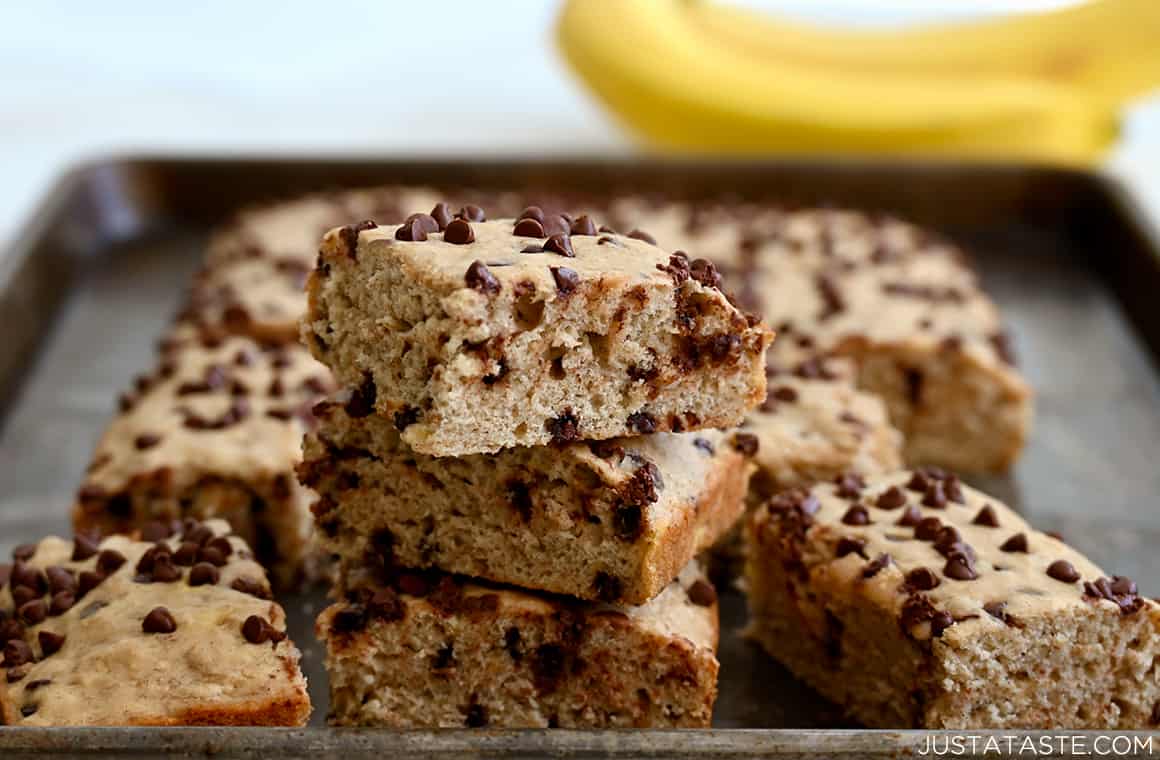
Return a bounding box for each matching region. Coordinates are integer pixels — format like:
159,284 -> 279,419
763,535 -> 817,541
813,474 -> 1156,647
464,260 -> 500,294
457,205 -> 486,223
242,614 -> 286,645
72,534 -> 100,561
841,505 -> 870,525
914,517 -> 943,541
971,505 -> 1000,527
983,600 -> 1023,628
430,202 -> 453,230
1083,576 -> 1144,615
570,215 -> 598,236
543,234 -> 574,257
96,550 -> 126,575
513,218 -> 545,237
444,218 -> 476,245
142,606 -> 177,634
943,553 -> 978,581
876,486 -> 907,510
679,579 -> 715,607
896,504 -> 922,527
1046,559 -> 1080,584
627,229 -> 656,245
395,214 -> 432,242
19,600 -> 47,625
834,472 -> 865,499
1000,533 -> 1029,553
37,630 -> 65,657
3,639 -> 33,667
188,562 -> 220,586
904,567 -> 941,591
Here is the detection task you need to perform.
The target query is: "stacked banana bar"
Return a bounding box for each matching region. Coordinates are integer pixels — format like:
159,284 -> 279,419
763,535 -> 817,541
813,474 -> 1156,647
302,206 -> 772,727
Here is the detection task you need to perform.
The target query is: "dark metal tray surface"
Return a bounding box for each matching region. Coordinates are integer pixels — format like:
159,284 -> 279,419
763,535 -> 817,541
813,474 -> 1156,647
1,158 -> 1159,758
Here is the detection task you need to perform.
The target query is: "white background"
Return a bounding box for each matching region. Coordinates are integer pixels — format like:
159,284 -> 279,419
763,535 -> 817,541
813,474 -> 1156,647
1,0 -> 1158,249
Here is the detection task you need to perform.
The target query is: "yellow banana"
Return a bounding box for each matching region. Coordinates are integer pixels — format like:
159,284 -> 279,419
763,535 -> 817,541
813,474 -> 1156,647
685,0 -> 1160,109
556,0 -> 1120,165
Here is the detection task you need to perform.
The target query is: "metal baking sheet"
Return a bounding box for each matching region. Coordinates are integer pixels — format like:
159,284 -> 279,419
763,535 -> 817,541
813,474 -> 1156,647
1,158 -> 1159,757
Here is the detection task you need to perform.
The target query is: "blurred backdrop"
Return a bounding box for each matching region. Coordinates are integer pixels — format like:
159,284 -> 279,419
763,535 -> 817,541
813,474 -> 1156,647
1,0 -> 1158,248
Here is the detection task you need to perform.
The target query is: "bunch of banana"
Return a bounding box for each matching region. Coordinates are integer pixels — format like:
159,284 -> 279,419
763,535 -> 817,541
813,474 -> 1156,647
556,0 -> 1160,165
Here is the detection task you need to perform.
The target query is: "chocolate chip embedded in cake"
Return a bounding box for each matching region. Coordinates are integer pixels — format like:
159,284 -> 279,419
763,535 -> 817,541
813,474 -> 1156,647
303,215 -> 772,456
318,561 -> 718,728
71,326 -> 334,588
0,519 -> 309,726
743,470 -> 1160,729
299,397 -> 753,605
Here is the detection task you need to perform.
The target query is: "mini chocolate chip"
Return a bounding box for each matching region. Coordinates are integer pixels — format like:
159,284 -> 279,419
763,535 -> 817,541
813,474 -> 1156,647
142,606 -> 177,634
570,215 -> 597,236
97,549 -> 126,574
230,576 -> 269,599
876,486 -> 907,510
134,433 -> 162,450
627,229 -> 656,245
465,260 -> 500,294
593,572 -> 623,603
972,505 -> 1000,527
37,630 -> 64,656
835,537 -> 867,558
862,553 -> 890,578
686,579 -> 717,607
48,591 -> 74,617
242,614 -> 285,645
444,218 -> 475,245
183,524 -> 215,547
1000,533 -> 1029,553
72,534 -> 100,561
922,482 -> 947,508
545,410 -> 580,444
198,546 -> 227,567
834,473 -> 865,499
914,517 -> 943,541
551,266 -> 579,295
24,678 -> 50,691
517,205 -> 544,223
188,562 -> 220,586
13,544 -> 35,561
627,411 -> 656,435
3,640 -> 33,667
430,202 -> 453,230
150,555 -> 182,583
45,566 -> 76,595
464,701 -> 489,728
944,553 -> 978,581
543,234 -> 574,257
77,570 -> 105,597
1046,559 -> 1080,584
905,471 -> 930,493
173,541 -> 199,567
896,505 -> 922,526
457,205 -> 486,222
841,505 -> 870,525
513,218 -> 545,237
11,561 -> 45,593
206,536 -> 233,558
771,386 -> 798,403
692,437 -> 714,455
19,600 -> 47,625
12,586 -> 37,608
140,521 -> 177,542
905,567 -> 941,591
731,433 -> 759,456
395,215 -> 429,242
